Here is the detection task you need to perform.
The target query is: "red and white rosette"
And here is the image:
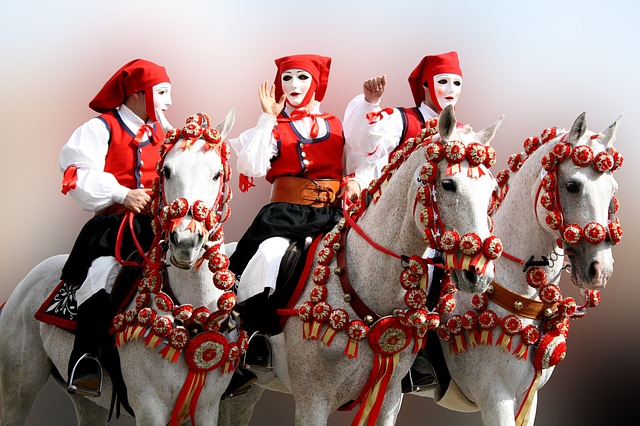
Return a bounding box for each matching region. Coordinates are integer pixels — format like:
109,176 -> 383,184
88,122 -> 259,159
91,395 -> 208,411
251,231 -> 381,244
308,301 -> 332,340
161,326 -> 189,362
216,291 -> 236,312
484,145 -> 497,168
482,235 -> 503,260
405,288 -> 427,309
526,267 -> 547,288
424,141 -> 444,161
400,269 -> 421,290
321,308 -> 348,347
213,269 -> 235,290
184,331 -> 228,373
344,320 -> 369,359
478,310 -> 498,345
523,136 -> 540,155
593,151 -> 614,172
533,328 -> 566,370
497,314 -> 522,352
312,265 -> 330,285
583,222 -> 606,244
562,223 -> 583,245
419,162 -> 438,183
461,311 -> 480,347
367,316 -> 413,356
571,145 -> 594,167
445,315 -> 467,354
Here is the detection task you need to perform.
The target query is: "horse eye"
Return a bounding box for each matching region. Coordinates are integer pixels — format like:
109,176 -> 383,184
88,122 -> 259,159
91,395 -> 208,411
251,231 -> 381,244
565,181 -> 580,193
162,166 -> 171,179
442,179 -> 456,191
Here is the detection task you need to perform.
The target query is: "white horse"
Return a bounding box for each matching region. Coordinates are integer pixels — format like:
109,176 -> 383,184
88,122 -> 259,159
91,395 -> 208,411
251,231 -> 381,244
220,105 -> 505,426
0,110 -> 240,425
413,112 -> 623,425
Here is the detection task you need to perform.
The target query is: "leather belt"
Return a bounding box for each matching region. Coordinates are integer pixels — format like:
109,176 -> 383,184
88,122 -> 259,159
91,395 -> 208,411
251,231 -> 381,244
270,176 -> 341,208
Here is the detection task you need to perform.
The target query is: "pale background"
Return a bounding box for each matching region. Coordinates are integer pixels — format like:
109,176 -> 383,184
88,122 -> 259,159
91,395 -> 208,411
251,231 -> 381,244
1,0 -> 638,425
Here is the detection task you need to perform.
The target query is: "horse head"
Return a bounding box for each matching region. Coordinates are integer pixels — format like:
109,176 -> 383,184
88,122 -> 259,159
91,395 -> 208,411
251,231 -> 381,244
545,112 -> 622,290
158,109 -> 235,269
424,105 -> 504,293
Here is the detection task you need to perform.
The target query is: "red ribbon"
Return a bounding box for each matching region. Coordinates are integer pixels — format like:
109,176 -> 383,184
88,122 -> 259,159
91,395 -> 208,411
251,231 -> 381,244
239,174 -> 256,193
132,124 -> 159,146
365,108 -> 394,124
278,109 -> 334,139
61,165 -> 78,195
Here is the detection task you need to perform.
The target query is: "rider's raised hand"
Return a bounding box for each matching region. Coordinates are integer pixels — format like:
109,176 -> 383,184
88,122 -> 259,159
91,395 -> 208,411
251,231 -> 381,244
259,81 -> 285,117
363,75 -> 386,104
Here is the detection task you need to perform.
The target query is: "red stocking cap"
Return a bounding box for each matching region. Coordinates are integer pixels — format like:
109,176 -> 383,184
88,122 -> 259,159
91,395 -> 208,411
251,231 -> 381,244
89,59 -> 171,119
274,54 -> 331,107
408,51 -> 462,108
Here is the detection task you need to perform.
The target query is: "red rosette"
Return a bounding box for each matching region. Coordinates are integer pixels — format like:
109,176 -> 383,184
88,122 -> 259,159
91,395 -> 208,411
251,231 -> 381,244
154,292 -> 174,312
112,313 -> 127,332
168,326 -> 190,350
446,315 -> 463,335
400,270 -> 421,290
328,308 -> 349,331
540,127 -> 558,143
226,341 -> 240,362
181,121 -> 203,141
440,230 -> 460,254
191,199 -> 209,222
347,320 -> 369,341
466,142 -> 486,166
559,297 -> 577,317
213,269 -> 235,290
552,141 -> 572,161
426,312 -> 441,330
209,225 -> 224,243
545,210 -> 563,230
204,310 -> 228,331
298,301 -> 314,322
192,306 -> 210,325
173,304 -> 194,321
460,233 -> 482,256
403,308 -> 427,327
204,210 -> 218,231
541,152 -> 556,172
312,301 -> 331,323
322,232 -> 340,247
496,170 -> 510,188
186,113 -> 207,126
482,235 -> 503,260
523,136 -> 540,155
405,288 -> 428,309
424,141 -> 444,161
592,151 -> 613,173
508,152 -> 522,172
141,270 -> 163,294
152,315 -> 173,337
367,317 -> 412,356
520,324 -> 540,346
562,223 -> 583,245
539,284 -> 561,304
484,145 -> 497,168
408,256 -> 427,275
437,326 -> 453,343
583,222 -> 606,244
419,162 -> 438,183
533,328 -> 566,370
221,142 -> 232,162
583,289 -> 601,307
170,197 -> 189,218
203,127 -> 221,144
610,196 -> 619,214
135,293 -> 151,309
237,330 -> 249,353
571,145 -> 594,167
208,251 -> 230,271
415,187 -> 431,206
216,291 -> 236,311
137,307 -> 157,326
419,207 -> 436,228
611,150 -> 624,171
526,267 -> 547,288
438,293 -> 456,315
316,247 -> 334,266
540,191 -> 555,210
183,330 -> 228,373
541,173 -> 557,192
311,265 -> 330,286
487,195 -> 498,216
501,315 -> 523,335
125,308 -> 138,324
444,141 -> 466,164
478,310 -> 498,330
472,293 -> 488,311
310,285 -> 328,303
461,311 -> 478,330
164,127 -> 182,145
608,221 -> 623,245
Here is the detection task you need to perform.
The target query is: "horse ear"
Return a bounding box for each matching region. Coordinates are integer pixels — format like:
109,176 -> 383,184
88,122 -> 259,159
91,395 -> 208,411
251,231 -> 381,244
438,104 -> 456,142
215,108 -> 236,140
599,114 -> 622,149
567,112 -> 587,146
475,114 -> 505,146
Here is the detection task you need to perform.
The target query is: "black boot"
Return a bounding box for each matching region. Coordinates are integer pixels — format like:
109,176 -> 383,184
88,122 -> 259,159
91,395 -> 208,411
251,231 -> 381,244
222,368 -> 257,400
68,289 -> 112,397
401,352 -> 439,393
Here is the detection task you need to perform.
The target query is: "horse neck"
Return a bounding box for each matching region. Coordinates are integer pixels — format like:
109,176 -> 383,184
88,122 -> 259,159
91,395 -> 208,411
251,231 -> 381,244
492,140 -> 565,294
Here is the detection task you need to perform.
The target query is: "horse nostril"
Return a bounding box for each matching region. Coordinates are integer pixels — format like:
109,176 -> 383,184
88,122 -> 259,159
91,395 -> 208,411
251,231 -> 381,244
169,231 -> 179,246
589,261 -> 600,281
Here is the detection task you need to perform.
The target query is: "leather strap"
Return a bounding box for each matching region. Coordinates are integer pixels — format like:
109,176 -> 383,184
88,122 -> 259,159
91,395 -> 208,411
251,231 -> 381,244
270,176 -> 341,208
487,280 -> 558,320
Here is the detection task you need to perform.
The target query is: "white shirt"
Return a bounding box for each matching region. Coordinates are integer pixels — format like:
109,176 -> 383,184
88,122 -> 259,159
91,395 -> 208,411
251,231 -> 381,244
229,103 -> 373,190
343,94 -> 439,179
59,104 -> 153,212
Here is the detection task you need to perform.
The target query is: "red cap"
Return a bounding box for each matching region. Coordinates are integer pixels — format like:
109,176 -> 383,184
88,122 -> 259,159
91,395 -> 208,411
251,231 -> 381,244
408,52 -> 462,107
274,54 -> 331,106
89,59 -> 170,115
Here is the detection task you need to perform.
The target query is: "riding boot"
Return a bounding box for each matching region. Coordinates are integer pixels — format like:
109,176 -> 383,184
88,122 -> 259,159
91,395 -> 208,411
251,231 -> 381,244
68,289 -> 112,397
401,350 -> 439,393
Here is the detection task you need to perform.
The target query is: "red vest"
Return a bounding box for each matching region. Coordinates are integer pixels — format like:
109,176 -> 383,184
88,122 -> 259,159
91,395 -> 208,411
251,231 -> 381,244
266,114 -> 344,183
99,111 -> 163,190
397,107 -> 427,144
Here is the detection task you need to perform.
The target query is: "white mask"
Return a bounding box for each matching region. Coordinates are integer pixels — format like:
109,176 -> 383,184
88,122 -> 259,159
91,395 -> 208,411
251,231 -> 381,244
432,73 -> 462,110
153,82 -> 172,112
281,69 -> 312,107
